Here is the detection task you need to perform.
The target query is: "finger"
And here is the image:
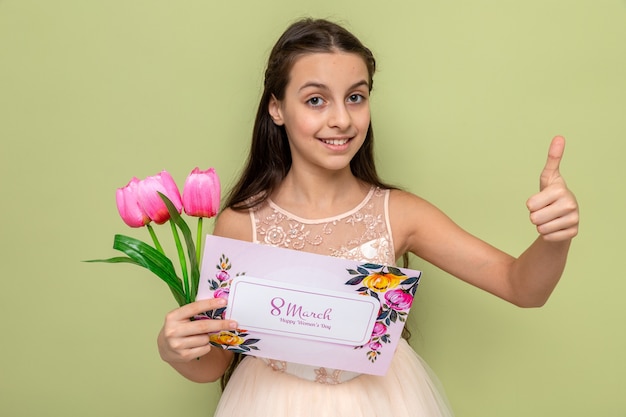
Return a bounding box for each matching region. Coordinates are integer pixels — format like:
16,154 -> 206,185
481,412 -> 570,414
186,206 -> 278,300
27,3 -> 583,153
540,227 -> 579,242
532,210 -> 579,235
540,136 -> 565,190
164,314 -> 238,342
168,298 -> 228,321
189,316 -> 238,335
167,339 -> 214,362
183,344 -> 214,361
528,186 -> 577,223
173,333 -> 213,350
526,181 -> 568,212
535,213 -> 579,241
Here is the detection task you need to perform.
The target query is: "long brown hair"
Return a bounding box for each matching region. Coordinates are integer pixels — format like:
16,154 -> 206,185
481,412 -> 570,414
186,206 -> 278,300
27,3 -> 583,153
220,18 -> 409,390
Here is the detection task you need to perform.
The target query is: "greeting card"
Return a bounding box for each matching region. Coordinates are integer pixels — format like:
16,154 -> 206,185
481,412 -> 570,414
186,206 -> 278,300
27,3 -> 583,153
196,235 -> 421,375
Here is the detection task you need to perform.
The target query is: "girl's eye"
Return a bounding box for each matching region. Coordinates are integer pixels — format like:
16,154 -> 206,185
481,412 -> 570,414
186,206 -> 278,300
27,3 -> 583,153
307,97 -> 324,107
348,94 -> 364,104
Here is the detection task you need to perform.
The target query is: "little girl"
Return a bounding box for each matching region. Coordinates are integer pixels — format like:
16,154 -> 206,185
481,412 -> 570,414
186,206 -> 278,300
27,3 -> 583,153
157,18 -> 579,416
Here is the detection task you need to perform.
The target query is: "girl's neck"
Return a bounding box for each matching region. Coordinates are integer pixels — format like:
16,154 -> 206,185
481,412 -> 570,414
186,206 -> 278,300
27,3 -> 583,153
272,168 -> 370,219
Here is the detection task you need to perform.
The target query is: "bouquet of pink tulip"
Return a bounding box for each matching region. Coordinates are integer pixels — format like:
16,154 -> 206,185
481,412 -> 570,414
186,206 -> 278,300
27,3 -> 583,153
89,168 -> 220,306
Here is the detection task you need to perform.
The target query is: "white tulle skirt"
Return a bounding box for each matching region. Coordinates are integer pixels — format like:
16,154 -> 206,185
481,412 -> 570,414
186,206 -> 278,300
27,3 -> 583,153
214,339 -> 454,416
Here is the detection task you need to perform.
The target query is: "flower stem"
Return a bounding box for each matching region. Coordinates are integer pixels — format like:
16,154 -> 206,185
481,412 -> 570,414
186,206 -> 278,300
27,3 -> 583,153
195,218 -> 203,265
147,224 -> 164,254
170,220 -> 190,304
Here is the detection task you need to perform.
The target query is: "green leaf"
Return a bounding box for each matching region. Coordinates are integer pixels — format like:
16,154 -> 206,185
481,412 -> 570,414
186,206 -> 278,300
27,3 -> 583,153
158,192 -> 200,301
400,276 -> 418,286
112,234 -> 187,306
345,276 -> 366,285
387,266 -> 404,276
84,257 -> 141,265
86,254 -> 186,306
357,266 -> 370,275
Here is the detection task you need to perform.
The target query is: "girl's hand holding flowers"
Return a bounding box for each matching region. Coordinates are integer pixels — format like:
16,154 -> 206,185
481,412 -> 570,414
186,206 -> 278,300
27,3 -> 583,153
157,298 -> 238,363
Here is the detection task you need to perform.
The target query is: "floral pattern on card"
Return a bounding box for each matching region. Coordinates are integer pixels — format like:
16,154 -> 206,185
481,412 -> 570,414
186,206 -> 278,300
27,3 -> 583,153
345,263 -> 420,363
209,328 -> 260,354
196,254 -> 261,353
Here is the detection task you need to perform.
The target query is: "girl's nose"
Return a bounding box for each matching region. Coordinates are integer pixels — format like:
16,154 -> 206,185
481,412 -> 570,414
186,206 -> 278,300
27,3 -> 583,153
327,103 -> 351,130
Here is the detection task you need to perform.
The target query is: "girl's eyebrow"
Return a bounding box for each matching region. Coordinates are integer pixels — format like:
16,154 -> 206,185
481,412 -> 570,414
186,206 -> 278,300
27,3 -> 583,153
298,80 -> 370,92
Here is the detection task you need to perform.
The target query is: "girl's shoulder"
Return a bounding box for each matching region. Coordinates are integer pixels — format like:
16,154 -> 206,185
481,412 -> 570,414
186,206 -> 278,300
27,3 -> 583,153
388,188 -> 431,209
213,207 -> 253,242
388,188 -> 449,225
387,188 -> 453,256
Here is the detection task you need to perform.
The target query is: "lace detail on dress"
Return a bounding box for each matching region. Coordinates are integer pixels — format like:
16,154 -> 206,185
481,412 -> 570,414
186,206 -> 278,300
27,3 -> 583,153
314,367 -> 343,385
267,359 -> 287,373
251,187 -> 395,265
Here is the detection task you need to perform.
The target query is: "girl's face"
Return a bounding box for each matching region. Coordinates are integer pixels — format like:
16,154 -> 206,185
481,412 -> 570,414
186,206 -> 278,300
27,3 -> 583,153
269,52 -> 371,175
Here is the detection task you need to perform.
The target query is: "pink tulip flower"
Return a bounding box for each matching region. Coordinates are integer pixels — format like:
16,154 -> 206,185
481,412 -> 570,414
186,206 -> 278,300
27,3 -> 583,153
136,171 -> 183,224
116,177 -> 150,227
182,167 -> 221,218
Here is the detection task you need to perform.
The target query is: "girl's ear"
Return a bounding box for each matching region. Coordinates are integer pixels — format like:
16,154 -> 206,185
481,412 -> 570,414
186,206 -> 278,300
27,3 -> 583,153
268,95 -> 285,126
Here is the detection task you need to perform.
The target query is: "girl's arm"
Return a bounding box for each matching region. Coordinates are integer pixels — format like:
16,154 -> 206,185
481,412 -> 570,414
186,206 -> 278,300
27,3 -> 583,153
391,136 -> 579,307
157,207 -> 253,382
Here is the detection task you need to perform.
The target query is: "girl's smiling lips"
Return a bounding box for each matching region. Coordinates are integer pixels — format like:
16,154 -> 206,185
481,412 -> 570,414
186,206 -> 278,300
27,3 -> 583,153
318,136 -> 352,146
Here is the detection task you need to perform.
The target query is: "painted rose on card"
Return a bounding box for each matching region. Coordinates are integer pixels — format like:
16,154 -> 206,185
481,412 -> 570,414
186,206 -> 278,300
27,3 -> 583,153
209,329 -> 260,354
362,272 -> 402,292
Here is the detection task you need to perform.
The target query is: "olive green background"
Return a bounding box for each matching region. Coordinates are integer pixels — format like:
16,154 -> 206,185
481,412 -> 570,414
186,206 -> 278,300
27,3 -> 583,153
1,1 -> 624,416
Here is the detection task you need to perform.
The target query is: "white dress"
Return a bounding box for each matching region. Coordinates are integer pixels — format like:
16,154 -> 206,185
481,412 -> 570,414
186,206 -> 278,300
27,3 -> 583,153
214,187 -> 454,416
